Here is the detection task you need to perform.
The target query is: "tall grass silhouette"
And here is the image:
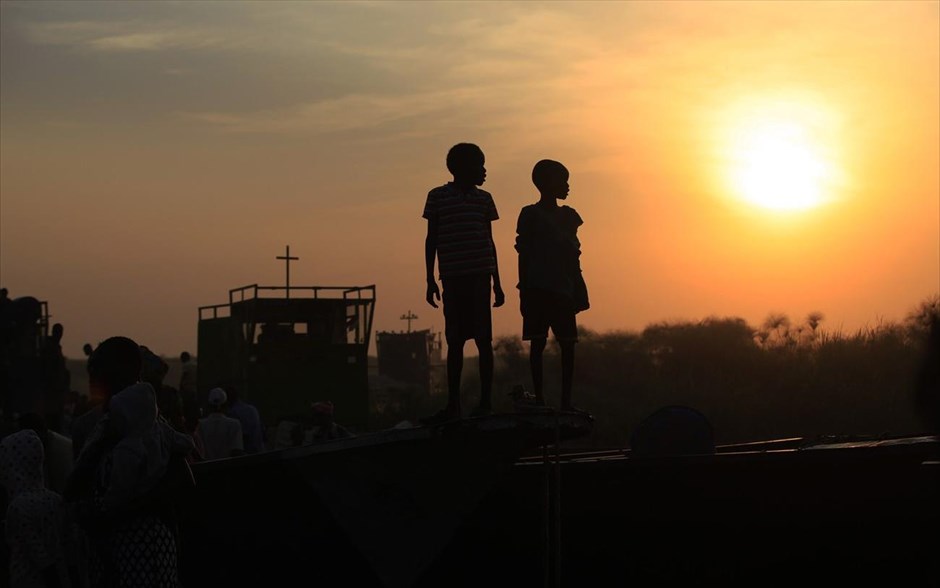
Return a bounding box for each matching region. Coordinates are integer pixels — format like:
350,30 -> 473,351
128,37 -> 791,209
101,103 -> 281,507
485,295 -> 939,448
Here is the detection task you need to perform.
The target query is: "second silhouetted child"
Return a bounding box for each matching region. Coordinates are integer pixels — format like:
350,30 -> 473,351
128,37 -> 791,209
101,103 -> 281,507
515,159 -> 589,412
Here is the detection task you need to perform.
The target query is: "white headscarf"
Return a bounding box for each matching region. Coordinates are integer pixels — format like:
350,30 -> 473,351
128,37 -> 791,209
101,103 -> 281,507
1,430 -> 70,587
1,429 -> 45,497
104,382 -> 194,511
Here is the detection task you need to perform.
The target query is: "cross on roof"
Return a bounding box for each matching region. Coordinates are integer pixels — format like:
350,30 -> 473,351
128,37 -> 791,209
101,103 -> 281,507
400,310 -> 418,332
276,245 -> 299,300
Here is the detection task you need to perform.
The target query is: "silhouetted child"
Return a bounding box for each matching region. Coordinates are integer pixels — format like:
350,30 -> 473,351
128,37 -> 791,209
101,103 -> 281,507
422,143 -> 505,423
515,159 -> 589,412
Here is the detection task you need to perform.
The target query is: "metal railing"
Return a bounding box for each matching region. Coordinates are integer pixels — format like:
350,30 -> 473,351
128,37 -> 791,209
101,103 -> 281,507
197,284 -> 377,348
226,284 -> 376,306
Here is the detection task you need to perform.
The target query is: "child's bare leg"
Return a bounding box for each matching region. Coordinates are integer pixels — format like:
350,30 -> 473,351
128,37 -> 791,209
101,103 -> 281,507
529,337 -> 547,404
475,338 -> 493,411
447,341 -> 464,414
560,340 -> 575,409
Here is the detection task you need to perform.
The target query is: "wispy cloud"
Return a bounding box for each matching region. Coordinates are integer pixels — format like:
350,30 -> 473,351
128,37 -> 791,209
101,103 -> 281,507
22,20 -> 111,45
177,88 -> 488,134
166,5 -> 604,138
87,31 -> 221,52
24,19 -> 227,52
162,67 -> 193,76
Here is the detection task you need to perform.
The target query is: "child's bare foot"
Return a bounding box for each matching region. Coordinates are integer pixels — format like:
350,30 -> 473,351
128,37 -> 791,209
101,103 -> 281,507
419,406 -> 461,425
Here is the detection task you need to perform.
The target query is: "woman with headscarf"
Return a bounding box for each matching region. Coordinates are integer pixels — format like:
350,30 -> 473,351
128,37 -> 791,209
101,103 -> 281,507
67,337 -> 194,588
1,429 -> 79,587
72,381 -> 194,588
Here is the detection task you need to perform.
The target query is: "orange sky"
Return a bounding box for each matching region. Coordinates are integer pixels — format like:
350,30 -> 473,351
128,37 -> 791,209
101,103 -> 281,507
1,1 -> 938,358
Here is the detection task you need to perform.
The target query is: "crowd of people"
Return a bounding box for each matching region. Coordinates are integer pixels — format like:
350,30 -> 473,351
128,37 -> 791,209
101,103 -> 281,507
0,315 -> 349,587
2,336 -> 198,587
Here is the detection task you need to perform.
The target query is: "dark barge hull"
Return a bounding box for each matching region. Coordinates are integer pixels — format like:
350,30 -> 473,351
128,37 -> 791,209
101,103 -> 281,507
179,413 -> 592,588
424,435 -> 940,587
181,427 -> 939,587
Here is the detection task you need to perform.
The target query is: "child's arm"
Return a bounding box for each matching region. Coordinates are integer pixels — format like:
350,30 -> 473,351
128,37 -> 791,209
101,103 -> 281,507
515,209 -> 529,294
517,250 -> 526,297
488,220 -> 505,307
425,217 -> 441,308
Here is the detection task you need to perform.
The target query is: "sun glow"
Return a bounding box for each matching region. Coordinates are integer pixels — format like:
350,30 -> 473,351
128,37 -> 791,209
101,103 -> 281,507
718,96 -> 841,212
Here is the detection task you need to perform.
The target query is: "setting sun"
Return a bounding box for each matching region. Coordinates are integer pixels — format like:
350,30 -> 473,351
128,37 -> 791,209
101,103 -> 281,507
730,121 -> 831,210
717,96 -> 842,212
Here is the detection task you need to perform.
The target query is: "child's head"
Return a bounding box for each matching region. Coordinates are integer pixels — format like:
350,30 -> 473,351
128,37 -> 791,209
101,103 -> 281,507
532,159 -> 569,200
446,143 -> 486,186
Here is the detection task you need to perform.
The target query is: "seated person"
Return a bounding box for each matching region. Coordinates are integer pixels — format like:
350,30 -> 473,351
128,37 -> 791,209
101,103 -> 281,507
302,401 -> 353,444
273,401 -> 353,449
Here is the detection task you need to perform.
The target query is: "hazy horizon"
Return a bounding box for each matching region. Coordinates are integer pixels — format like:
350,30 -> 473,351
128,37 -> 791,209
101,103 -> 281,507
2,1 -> 938,358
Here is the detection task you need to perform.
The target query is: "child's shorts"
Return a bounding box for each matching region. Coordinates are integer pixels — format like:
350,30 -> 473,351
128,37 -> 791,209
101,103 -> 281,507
521,288 -> 578,342
442,274 -> 493,344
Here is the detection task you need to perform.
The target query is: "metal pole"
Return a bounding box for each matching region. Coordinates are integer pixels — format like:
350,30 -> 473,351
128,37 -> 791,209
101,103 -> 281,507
554,412 -> 562,588
543,443 -> 551,588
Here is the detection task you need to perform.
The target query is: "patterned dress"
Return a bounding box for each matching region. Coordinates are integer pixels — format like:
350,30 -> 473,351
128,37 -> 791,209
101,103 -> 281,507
89,454 -> 179,588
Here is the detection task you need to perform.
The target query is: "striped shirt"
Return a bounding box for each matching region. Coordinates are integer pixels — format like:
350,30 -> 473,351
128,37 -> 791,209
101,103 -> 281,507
423,182 -> 499,279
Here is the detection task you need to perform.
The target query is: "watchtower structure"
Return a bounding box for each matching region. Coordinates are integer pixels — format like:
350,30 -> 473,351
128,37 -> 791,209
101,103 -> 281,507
375,328 -> 442,397
197,283 -> 376,428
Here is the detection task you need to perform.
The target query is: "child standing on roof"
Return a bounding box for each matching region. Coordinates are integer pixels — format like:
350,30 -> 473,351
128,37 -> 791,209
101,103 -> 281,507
422,143 -> 505,424
515,159 -> 589,413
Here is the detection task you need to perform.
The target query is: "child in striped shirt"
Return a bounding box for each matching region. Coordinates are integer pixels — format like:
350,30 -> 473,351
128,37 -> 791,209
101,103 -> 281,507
422,143 -> 505,424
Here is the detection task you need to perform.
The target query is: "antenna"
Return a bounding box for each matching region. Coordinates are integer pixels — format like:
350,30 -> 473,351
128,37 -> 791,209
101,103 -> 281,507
400,310 -> 418,332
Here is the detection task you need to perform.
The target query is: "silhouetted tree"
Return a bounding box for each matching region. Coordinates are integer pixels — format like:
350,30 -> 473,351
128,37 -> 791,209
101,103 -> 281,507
905,294 -> 940,341
490,300 -> 934,448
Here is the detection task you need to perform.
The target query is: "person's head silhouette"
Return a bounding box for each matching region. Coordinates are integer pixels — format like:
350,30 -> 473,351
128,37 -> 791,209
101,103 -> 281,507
446,143 -> 486,187
87,336 -> 142,405
532,159 -> 569,201
51,323 -> 64,343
